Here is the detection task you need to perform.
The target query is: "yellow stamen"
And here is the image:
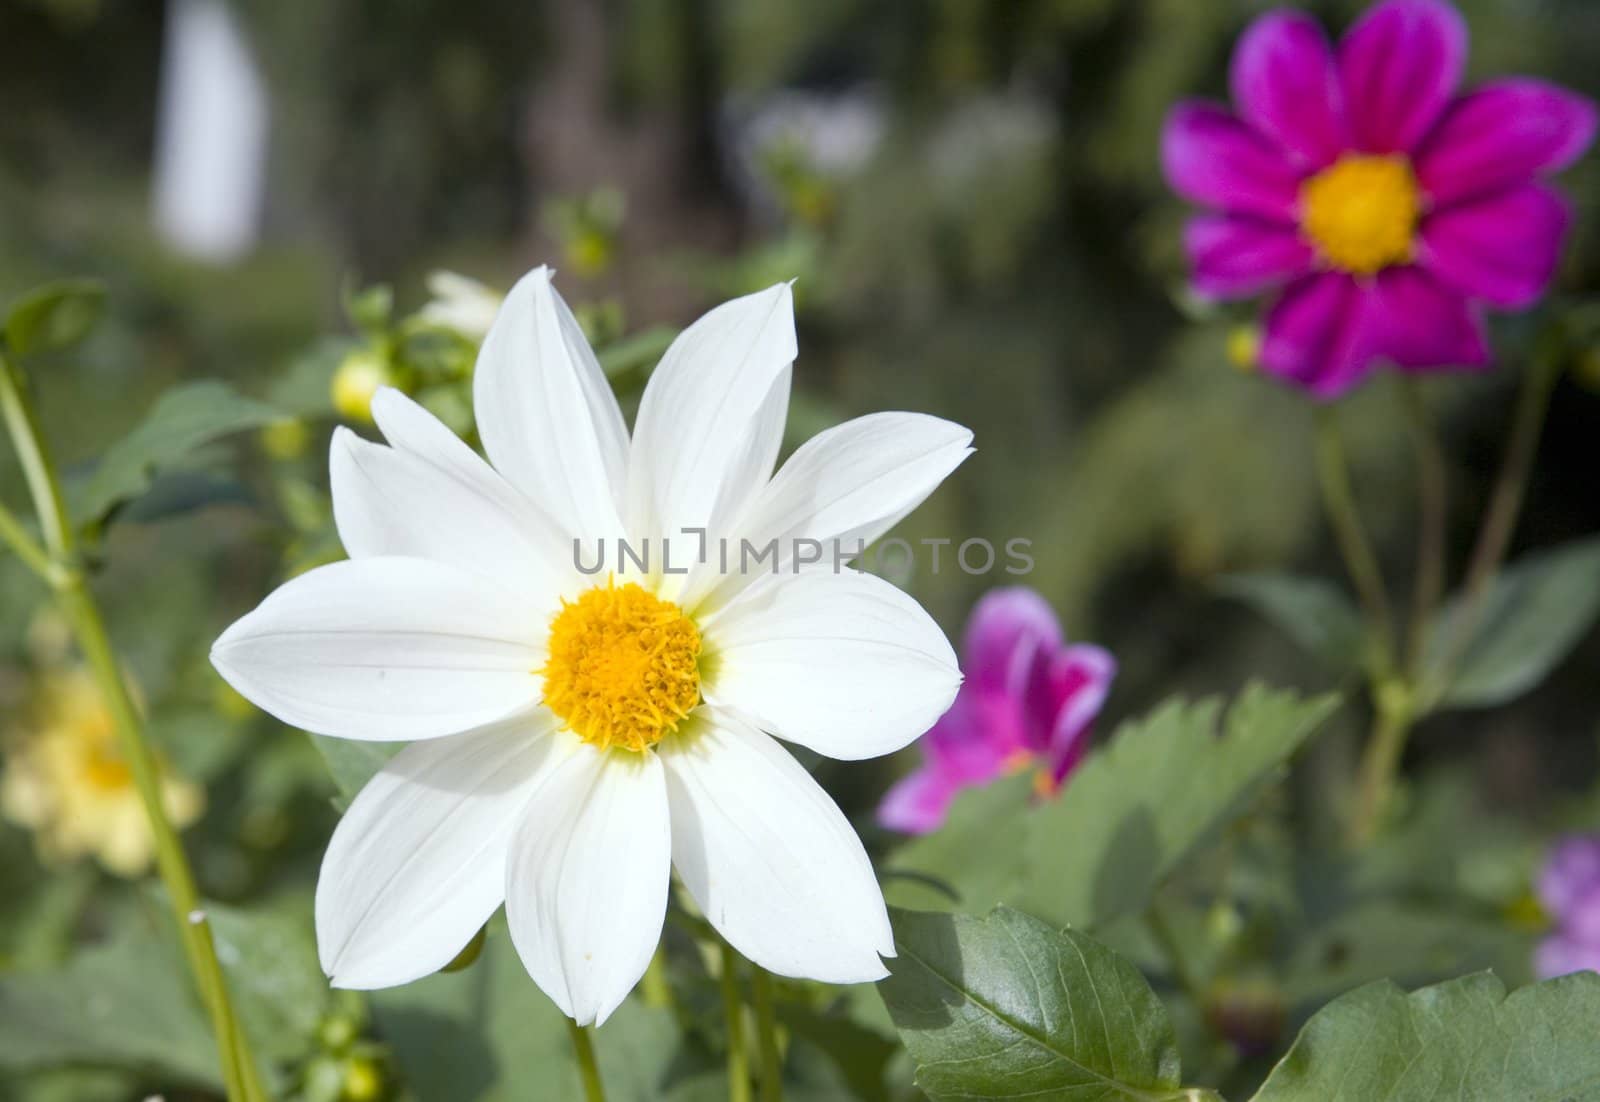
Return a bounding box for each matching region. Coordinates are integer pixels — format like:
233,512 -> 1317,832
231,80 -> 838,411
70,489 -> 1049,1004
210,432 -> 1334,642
1299,154 -> 1420,276
541,581 -> 702,753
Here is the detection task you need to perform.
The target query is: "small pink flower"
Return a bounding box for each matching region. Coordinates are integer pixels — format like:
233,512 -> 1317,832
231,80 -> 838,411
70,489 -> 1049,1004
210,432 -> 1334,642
876,588 -> 1115,835
1535,834 -> 1600,979
1162,0 -> 1597,397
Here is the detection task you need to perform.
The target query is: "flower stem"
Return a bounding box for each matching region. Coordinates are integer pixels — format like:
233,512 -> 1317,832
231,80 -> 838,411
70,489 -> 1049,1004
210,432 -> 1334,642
1313,406 -> 1395,675
0,354 -> 265,1102
1432,350 -> 1562,693
0,497 -> 53,580
750,964 -> 784,1102
1347,682 -> 1414,847
1398,379 -> 1448,680
719,939 -> 753,1102
566,1018 -> 607,1102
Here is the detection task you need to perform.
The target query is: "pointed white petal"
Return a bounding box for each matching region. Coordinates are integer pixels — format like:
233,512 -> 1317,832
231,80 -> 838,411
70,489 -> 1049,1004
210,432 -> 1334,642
317,715 -> 570,989
703,569 -> 960,759
693,412 -> 972,609
659,709 -> 893,983
505,745 -> 670,1026
472,267 -> 629,540
211,557 -> 542,741
626,284 -> 796,542
330,423 -> 568,606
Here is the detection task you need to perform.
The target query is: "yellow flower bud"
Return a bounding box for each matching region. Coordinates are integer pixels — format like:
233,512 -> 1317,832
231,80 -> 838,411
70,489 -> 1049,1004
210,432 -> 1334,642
260,418 -> 311,461
1226,325 -> 1261,373
331,350 -> 391,423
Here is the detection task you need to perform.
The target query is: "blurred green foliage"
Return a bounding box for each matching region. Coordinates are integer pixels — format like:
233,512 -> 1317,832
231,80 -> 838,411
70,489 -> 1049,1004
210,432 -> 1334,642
4,0 -> 1600,1099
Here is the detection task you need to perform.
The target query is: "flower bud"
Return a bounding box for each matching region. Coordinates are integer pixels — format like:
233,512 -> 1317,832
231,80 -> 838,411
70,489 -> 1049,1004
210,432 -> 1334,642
331,350 -> 392,423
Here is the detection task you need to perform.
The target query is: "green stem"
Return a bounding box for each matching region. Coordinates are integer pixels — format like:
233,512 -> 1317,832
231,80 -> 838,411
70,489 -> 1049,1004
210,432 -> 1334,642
1313,407 -> 1395,676
1347,684 -> 1414,847
1433,351 -> 1561,692
1398,379 -> 1448,681
0,356 -> 265,1102
0,497 -> 54,580
1144,902 -> 1204,1004
750,964 -> 784,1102
719,940 -> 753,1102
566,1018 -> 607,1102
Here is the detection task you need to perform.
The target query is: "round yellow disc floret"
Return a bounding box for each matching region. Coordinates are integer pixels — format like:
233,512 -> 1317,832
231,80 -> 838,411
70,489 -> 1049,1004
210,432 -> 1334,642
541,581 -> 702,753
1299,154 -> 1421,276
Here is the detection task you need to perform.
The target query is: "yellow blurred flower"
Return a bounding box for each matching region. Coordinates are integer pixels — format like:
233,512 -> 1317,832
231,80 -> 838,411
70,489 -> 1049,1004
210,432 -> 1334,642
331,349 -> 393,423
1,669 -> 203,877
1226,324 -> 1261,373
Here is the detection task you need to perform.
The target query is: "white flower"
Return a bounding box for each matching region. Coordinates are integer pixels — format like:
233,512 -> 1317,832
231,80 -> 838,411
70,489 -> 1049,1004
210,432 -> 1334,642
212,267 -> 971,1026
416,270 -> 503,341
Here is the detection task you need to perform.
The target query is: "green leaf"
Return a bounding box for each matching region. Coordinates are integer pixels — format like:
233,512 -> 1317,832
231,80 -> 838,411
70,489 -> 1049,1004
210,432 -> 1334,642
208,897 -> 331,1066
74,381 -> 284,527
0,930 -> 219,1088
887,685 -> 1338,930
3,280 -> 107,358
1217,572 -> 1366,672
308,733 -> 400,802
878,907 -> 1187,1102
1428,536 -> 1600,710
1251,971 -> 1600,1101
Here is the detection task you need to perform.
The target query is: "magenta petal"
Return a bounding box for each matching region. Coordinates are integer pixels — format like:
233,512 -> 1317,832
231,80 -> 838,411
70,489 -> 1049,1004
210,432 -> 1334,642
1419,183 -> 1571,309
963,587 -> 1062,697
1338,0 -> 1466,154
1230,9 -> 1347,169
1038,644 -> 1116,777
1161,101 -> 1305,222
876,766 -> 961,835
1416,79 -> 1599,206
1185,214 -> 1315,299
1365,266 -> 1489,373
922,691 -> 1026,782
1261,272 -> 1379,398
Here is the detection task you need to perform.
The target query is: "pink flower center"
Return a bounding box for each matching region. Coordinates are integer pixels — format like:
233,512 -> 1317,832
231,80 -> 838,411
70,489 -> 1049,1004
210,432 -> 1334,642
1299,154 -> 1421,276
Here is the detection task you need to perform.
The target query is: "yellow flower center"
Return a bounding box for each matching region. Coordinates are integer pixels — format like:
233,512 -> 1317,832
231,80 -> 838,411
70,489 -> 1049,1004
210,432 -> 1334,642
541,581 -> 702,753
1299,154 -> 1421,276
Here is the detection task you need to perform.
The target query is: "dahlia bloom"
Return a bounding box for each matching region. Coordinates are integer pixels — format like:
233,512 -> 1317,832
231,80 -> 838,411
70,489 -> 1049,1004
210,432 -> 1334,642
1162,0 -> 1597,397
1536,834 -> 1600,979
213,268 -> 972,1025
876,588 -> 1114,835
0,668 -> 203,877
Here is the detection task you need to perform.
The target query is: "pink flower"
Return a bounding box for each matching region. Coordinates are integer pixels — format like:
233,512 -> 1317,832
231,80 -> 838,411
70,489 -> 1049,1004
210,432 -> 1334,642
1535,834 -> 1600,979
876,588 -> 1115,835
1162,0 -> 1597,398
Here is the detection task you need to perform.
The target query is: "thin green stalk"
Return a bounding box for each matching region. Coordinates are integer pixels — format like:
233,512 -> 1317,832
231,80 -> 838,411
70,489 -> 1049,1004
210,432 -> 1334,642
1313,407 -> 1396,675
1347,684 -> 1414,847
1144,902 -> 1204,1004
1433,351 -> 1561,691
0,497 -> 54,580
0,356 -> 265,1102
719,939 -> 753,1102
1398,379 -> 1448,680
566,1018 -> 607,1102
750,964 -> 783,1102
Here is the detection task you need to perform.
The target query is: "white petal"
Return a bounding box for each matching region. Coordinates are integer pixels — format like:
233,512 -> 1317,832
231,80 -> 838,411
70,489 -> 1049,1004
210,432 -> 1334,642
626,283 -> 796,542
211,557 -> 542,741
317,714 -> 571,989
659,709 -> 893,983
472,267 -> 629,541
703,569 -> 960,760
505,745 -> 670,1026
690,411 -> 972,610
330,423 -> 568,606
